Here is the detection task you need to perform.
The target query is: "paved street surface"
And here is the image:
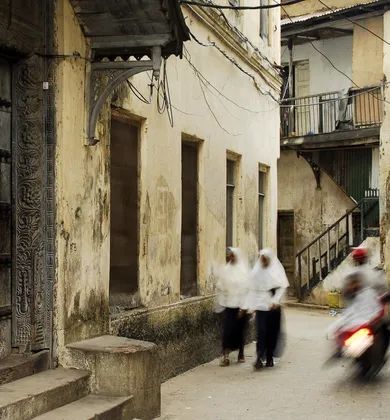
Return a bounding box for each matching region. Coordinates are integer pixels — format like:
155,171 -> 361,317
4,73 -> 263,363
159,308 -> 390,420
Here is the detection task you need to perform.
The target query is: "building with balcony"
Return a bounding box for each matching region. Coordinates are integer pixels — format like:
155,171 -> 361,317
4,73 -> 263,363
277,0 -> 389,300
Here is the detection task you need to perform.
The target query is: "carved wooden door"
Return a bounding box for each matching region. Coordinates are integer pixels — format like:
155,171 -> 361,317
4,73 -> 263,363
11,56 -> 51,354
0,58 -> 12,359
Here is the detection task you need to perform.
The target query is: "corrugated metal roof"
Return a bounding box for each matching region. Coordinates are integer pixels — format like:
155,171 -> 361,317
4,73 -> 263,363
281,0 -> 382,26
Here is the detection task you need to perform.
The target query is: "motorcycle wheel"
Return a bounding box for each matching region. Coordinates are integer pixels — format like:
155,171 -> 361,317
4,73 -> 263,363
358,331 -> 386,380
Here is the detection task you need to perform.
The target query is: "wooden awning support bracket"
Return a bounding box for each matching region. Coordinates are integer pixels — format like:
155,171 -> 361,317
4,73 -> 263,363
87,46 -> 162,146
297,151 -> 321,190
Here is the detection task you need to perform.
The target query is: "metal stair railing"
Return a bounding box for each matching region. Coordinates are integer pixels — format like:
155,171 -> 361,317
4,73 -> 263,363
296,197 -> 379,300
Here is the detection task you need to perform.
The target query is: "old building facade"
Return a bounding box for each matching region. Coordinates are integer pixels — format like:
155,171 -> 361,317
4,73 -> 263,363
0,0 -> 282,394
278,0 -> 389,301
55,0 -> 281,380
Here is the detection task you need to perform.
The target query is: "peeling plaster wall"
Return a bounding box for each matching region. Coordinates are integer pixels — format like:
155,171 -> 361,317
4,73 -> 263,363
55,0 -> 110,352
380,11 -> 390,277
277,151 -> 355,292
55,0 -> 280,370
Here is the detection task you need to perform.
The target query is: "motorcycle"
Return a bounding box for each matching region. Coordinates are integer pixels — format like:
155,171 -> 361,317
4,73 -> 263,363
326,293 -> 389,380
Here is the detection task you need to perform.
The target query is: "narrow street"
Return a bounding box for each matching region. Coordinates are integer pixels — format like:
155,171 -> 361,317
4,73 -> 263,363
160,308 -> 390,420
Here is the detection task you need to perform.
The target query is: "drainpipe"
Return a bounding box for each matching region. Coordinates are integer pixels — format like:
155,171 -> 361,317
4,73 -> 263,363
288,37 -> 294,136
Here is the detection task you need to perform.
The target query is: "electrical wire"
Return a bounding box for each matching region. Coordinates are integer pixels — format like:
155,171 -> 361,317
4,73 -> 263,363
179,0 -> 304,10
188,1 -> 280,72
156,60 -> 174,127
317,0 -> 390,46
184,46 -> 259,113
279,1 -> 390,106
188,32 -> 280,103
197,77 -> 242,136
184,44 -> 279,115
126,78 -> 153,104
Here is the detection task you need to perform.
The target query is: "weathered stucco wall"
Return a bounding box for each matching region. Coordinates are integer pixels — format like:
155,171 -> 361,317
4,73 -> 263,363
283,35 -> 353,95
352,16 -> 384,88
55,0 -> 280,370
278,151 -> 355,291
380,11 -> 390,275
55,0 -> 110,352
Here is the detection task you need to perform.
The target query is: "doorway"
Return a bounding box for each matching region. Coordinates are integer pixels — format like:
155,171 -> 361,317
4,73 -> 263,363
277,211 -> 295,293
110,115 -> 140,308
180,142 -> 198,298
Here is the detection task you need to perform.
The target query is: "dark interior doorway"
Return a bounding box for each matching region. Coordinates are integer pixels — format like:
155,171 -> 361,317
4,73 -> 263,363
180,142 -> 198,298
277,211 -> 295,293
110,116 -> 139,308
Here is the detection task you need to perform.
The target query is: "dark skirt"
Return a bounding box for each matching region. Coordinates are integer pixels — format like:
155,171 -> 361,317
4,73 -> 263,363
222,307 -> 249,352
274,309 -> 286,358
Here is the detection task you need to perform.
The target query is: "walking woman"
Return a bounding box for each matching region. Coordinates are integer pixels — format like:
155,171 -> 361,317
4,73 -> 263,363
243,249 -> 289,369
217,247 -> 250,367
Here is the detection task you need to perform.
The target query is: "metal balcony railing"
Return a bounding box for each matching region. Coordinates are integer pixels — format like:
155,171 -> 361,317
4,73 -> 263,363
281,86 -> 383,138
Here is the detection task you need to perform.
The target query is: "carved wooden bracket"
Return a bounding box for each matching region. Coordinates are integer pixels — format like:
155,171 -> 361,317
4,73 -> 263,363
297,152 -> 321,190
88,46 -> 162,145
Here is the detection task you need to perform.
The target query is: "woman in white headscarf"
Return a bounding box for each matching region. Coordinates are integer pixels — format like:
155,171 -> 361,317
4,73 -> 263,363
242,249 -> 289,369
217,247 -> 250,367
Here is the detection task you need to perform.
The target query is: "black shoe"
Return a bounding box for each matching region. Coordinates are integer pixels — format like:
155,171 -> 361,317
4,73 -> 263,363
266,359 -> 274,367
254,358 -> 263,370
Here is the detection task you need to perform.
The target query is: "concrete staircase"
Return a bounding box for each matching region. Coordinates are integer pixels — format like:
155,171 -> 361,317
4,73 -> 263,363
0,367 -> 134,420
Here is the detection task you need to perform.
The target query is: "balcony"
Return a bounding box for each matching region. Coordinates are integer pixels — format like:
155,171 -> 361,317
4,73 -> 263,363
280,86 -> 383,149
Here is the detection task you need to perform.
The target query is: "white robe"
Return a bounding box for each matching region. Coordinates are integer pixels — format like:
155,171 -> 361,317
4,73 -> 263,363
216,248 -> 249,310
243,249 -> 289,312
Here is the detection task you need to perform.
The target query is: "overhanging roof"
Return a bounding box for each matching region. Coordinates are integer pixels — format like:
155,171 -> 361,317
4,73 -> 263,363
281,0 -> 390,42
69,0 -> 190,59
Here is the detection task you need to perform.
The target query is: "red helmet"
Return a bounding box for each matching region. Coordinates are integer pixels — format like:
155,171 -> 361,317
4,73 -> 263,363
352,247 -> 368,262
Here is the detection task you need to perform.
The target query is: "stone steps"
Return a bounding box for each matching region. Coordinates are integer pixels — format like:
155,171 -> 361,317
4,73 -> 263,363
0,351 -> 50,386
32,394 -> 133,420
0,368 -> 90,420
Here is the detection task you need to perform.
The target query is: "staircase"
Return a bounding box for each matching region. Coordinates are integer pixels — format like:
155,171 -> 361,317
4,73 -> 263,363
0,335 -> 161,420
296,197 -> 379,300
0,368 -> 133,419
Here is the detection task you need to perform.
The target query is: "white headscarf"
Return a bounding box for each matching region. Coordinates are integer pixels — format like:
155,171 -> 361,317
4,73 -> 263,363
249,249 -> 289,291
217,247 -> 249,309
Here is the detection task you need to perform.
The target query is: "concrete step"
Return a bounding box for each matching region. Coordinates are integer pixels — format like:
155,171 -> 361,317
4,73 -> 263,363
32,395 -> 133,420
0,350 -> 50,386
0,368 -> 90,420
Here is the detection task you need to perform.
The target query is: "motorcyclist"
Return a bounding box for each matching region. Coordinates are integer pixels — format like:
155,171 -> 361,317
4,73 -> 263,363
328,271 -> 383,339
351,247 -> 387,296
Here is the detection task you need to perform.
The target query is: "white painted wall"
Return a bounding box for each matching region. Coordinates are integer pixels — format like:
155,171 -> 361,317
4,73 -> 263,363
282,35 -> 353,96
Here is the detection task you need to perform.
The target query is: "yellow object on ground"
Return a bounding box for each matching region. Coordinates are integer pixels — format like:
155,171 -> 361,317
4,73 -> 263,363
328,292 -> 344,308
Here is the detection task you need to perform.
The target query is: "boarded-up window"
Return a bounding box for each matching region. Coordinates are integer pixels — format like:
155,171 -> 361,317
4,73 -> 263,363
258,171 -> 266,249
110,116 -> 139,308
226,160 -> 235,248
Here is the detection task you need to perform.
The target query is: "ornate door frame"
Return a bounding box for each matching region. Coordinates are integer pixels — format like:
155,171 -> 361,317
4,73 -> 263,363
0,0 -> 56,358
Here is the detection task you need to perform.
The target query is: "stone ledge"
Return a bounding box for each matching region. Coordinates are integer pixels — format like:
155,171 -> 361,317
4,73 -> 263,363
67,335 -> 156,354
64,335 -> 160,420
